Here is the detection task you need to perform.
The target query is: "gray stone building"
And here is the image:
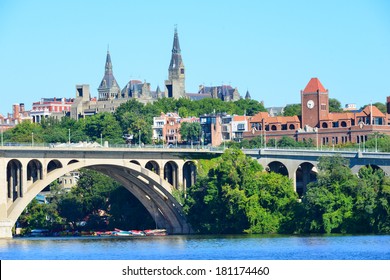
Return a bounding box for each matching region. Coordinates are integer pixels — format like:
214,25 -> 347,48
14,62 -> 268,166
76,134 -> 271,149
70,28 -> 243,119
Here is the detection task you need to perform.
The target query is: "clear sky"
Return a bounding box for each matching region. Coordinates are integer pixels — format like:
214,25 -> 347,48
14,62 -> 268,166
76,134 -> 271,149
0,0 -> 389,115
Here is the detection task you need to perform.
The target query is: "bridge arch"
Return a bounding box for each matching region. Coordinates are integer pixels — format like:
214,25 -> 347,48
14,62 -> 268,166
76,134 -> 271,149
183,161 -> 196,190
47,160 -> 62,173
295,162 -> 318,197
267,161 -> 289,177
6,160 -> 191,236
145,160 -> 160,175
164,161 -> 179,189
27,159 -> 43,183
68,159 -> 79,165
7,159 -> 23,201
130,160 -> 141,166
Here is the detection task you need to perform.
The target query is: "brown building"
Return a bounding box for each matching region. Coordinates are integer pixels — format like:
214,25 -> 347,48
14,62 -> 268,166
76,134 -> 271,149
244,77 -> 390,147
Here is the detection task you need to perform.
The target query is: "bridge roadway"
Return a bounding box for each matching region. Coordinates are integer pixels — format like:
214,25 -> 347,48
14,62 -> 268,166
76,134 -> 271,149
1,145 -> 390,238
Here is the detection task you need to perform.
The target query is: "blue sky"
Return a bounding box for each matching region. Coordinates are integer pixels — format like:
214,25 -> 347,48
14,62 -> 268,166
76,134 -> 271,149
0,0 -> 389,115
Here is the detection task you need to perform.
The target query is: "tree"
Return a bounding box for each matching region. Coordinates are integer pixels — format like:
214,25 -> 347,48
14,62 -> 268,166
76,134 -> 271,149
329,98 -> 343,112
365,133 -> 390,152
7,121 -> 44,143
57,193 -> 86,229
301,155 -> 357,233
283,104 -> 301,116
179,122 -> 201,143
245,172 -> 298,234
185,149 -> 298,234
83,112 -> 123,144
233,99 -> 267,116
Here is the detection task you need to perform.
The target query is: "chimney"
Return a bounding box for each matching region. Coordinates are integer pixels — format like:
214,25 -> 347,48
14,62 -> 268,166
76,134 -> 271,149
387,96 -> 390,114
20,103 -> 25,113
13,104 -> 20,119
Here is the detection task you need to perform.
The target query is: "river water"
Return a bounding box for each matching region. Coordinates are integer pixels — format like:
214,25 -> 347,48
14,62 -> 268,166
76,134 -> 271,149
1,234 -> 389,260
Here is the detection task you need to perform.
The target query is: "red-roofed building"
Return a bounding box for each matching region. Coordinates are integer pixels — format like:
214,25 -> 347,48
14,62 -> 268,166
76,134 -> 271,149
244,77 -> 390,147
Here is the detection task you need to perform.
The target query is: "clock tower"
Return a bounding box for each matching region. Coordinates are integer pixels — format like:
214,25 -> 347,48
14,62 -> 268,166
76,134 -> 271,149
301,77 -> 329,128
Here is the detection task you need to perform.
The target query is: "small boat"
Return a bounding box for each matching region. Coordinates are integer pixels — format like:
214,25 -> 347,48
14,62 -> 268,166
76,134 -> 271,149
112,228 -> 132,236
130,230 -> 146,236
143,229 -> 167,236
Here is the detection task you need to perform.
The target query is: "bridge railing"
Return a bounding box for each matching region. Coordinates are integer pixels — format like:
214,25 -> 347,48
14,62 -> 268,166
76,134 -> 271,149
0,142 -> 385,154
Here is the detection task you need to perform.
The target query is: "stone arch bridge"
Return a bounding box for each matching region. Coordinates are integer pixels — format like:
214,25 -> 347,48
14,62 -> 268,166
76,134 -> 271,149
0,146 -> 217,238
244,148 -> 390,197
2,146 -> 390,238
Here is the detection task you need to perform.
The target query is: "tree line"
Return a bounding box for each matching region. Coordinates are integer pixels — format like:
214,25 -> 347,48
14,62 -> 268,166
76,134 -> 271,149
184,150 -> 390,234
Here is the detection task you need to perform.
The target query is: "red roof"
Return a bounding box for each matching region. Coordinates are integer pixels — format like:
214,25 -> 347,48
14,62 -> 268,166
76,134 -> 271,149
233,115 -> 248,122
357,105 -> 385,117
303,78 -> 327,94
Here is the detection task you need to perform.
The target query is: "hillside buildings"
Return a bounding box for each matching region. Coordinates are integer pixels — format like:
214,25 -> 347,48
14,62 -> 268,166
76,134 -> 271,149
70,28 -> 242,119
152,112 -> 199,145
0,103 -> 31,131
31,97 -> 73,123
243,77 -> 390,147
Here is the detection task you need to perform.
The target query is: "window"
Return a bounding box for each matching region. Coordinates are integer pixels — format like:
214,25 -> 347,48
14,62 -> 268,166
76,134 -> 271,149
321,104 -> 327,110
237,123 -> 245,130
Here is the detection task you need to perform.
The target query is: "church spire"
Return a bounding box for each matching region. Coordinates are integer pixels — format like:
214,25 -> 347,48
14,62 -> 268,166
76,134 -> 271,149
98,49 -> 120,101
165,26 -> 186,99
105,50 -> 113,75
172,25 -> 181,54
169,26 -> 183,72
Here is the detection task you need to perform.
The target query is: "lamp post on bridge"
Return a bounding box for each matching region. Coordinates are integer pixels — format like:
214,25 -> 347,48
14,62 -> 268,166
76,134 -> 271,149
31,132 -> 34,147
139,130 -> 141,148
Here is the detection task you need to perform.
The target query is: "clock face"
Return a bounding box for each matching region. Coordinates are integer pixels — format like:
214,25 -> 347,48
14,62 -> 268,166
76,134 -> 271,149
307,100 -> 315,109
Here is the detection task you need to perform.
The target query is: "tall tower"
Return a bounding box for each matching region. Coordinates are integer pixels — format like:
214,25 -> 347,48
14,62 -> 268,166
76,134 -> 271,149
301,77 -> 329,128
165,26 -> 186,99
98,50 -> 121,101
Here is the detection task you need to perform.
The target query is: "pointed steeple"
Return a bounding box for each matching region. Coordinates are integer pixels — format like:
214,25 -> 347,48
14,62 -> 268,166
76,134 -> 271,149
105,50 -> 113,75
245,90 -> 251,100
169,26 -> 184,72
172,26 -> 181,54
98,49 -> 120,101
165,26 -> 186,99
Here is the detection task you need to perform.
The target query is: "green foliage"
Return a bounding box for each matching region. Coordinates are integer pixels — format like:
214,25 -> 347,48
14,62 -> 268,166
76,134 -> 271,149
179,122 -> 201,143
365,133 -> 390,152
185,149 -> 298,234
299,155 -> 390,234
283,104 -> 301,116
7,121 -> 44,143
82,112 -> 123,144
329,98 -> 343,112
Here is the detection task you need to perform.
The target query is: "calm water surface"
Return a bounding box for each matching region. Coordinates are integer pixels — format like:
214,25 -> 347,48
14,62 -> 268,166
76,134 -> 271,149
1,235 -> 389,260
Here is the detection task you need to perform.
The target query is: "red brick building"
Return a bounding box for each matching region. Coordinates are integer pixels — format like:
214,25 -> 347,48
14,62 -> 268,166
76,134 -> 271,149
244,77 -> 390,147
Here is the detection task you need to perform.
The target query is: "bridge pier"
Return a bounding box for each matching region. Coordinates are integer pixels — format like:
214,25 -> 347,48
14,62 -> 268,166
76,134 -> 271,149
0,219 -> 13,238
